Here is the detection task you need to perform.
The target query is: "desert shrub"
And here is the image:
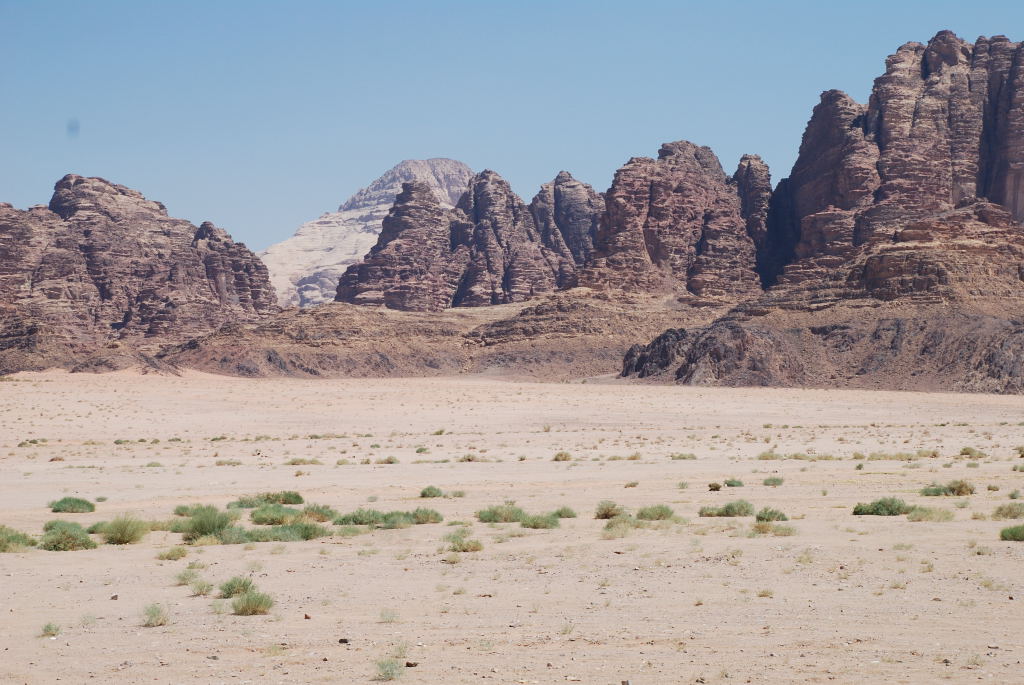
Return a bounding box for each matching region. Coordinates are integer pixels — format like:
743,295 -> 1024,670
750,521 -> 795,536
214,526 -> 251,544
228,491 -> 303,508
233,590 -> 274,615
379,512 -> 414,529
182,506 -> 236,542
445,529 -> 483,552
699,500 -> 755,517
49,497 -> 94,513
636,504 -> 674,521
669,453 -> 697,460
142,603 -> 168,627
189,579 -> 213,596
40,622 -> 60,637
173,504 -> 206,517
723,479 -> 744,488
762,477 -> 784,487
156,546 -> 187,561
999,525 -> 1024,541
374,657 -> 405,681
852,497 -> 910,516
86,521 -> 108,534
552,451 -> 571,462
302,504 -> 338,522
0,525 -> 36,552
906,506 -> 954,522
601,515 -> 642,539
250,504 -> 302,525
553,506 -> 577,518
921,480 -> 975,496
38,521 -> 96,551
420,486 -> 444,498
410,507 -> 443,524
279,521 -> 329,540
755,507 -> 788,522
992,503 -> 1024,520
102,514 -> 148,544
335,508 -> 386,526
285,458 -> 322,465
520,513 -> 560,529
594,501 -> 625,520
960,447 -> 984,457
708,482 -> 722,492
477,503 -> 526,523
219,576 -> 254,598
246,526 -> 302,543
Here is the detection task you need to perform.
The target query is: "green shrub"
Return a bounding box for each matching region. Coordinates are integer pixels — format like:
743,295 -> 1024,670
477,503 -> 526,523
553,506 -> 577,518
173,504 -> 205,517
699,500 -> 754,517
852,497 -> 910,516
0,525 -> 36,552
380,512 -> 414,529
636,504 -> 674,521
142,603 -> 169,627
723,479 -> 744,488
102,514 -> 148,545
334,508 -> 386,526
233,590 -> 274,615
755,507 -> 788,522
86,521 -> 108,534
246,526 -> 302,543
669,453 -> 697,460
40,622 -> 60,637
374,657 -> 405,681
922,480 -> 975,496
992,503 -> 1024,520
39,522 -> 96,551
420,486 -> 444,498
445,529 -> 483,552
601,515 -> 642,539
227,491 -> 303,508
182,506 -> 236,543
520,513 -> 560,529
219,576 -> 254,598
410,508 -> 443,524
214,526 -> 251,544
594,501 -> 625,520
49,497 -> 94,513
762,477 -> 784,487
302,504 -> 338,522
250,504 -> 302,525
999,525 -> 1024,541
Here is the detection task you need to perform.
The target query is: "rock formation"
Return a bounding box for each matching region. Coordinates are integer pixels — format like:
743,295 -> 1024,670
260,158 -> 473,307
336,170 -> 574,311
581,141 -> 762,300
0,175 -> 275,373
528,171 -> 603,266
623,31 -> 1024,393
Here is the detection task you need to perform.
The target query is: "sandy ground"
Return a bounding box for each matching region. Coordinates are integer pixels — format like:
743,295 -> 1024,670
1,371 -> 1023,684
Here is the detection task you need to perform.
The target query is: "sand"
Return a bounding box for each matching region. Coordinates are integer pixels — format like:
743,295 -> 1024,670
1,370 -> 1022,684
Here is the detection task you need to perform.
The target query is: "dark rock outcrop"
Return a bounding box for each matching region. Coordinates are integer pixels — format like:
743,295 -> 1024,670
336,171 -> 573,311
581,141 -> 762,299
528,171 -> 603,266
0,175 -> 275,373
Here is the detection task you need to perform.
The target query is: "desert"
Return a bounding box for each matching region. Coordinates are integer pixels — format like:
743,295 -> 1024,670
1,371 -> 1022,683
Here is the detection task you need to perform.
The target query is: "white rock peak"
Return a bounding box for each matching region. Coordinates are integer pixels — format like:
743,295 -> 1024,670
261,158 -> 474,307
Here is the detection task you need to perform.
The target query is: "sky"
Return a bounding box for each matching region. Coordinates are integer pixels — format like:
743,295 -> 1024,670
2,1 -> 1023,251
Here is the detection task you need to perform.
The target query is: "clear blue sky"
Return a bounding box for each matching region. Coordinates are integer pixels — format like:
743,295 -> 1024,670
2,1 -> 1022,250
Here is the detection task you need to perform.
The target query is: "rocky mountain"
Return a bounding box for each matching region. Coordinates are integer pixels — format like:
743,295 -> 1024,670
528,171 -> 603,266
336,170 -> 576,311
623,31 -> 1024,393
0,175 -> 275,373
260,158 -> 473,308
580,141 -> 763,300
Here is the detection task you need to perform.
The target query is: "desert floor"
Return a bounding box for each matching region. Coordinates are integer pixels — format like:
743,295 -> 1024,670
1,371 -> 1023,684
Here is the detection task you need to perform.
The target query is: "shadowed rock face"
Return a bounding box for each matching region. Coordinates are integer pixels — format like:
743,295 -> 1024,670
623,32 -> 1024,393
529,171 -> 604,266
336,171 -> 572,311
580,141 -> 762,300
0,174 -> 275,372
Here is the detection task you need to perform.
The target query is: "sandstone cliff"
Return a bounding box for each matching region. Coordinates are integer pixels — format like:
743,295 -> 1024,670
0,175 -> 275,373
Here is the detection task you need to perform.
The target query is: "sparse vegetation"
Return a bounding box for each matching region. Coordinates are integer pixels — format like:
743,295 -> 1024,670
636,504 -> 674,520
0,525 -> 36,553
920,480 -> 975,497
419,486 -> 444,498
38,521 -> 96,551
142,603 -> 169,627
477,503 -> 526,523
520,513 -> 560,529
999,525 -> 1024,541
699,500 -> 754,517
219,576 -> 255,598
852,498 -> 911,516
906,506 -> 954,522
49,497 -> 94,513
232,590 -> 274,615
993,503 -> 1024,520
594,500 -> 625,520
755,507 -> 788,522
762,477 -> 784,487
102,514 -> 148,544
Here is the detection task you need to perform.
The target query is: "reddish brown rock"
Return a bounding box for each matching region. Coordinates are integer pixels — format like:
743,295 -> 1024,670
0,175 -> 275,373
336,171 -> 572,311
581,141 -> 762,299
528,171 -> 603,266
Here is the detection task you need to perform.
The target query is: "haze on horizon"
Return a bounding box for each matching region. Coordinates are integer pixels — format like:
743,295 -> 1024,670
2,0 -> 1022,250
